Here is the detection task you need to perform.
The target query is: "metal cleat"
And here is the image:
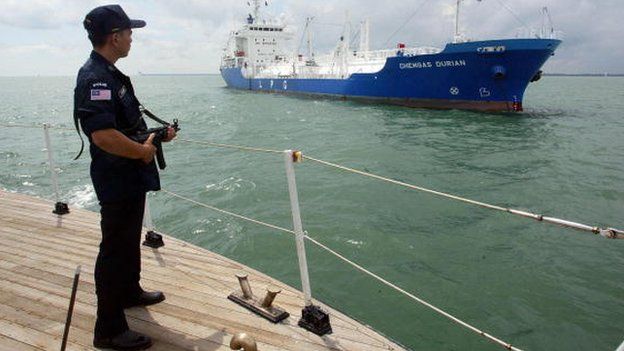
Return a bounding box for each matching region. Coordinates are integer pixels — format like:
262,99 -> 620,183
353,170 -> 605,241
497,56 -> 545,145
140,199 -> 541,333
228,273 -> 289,323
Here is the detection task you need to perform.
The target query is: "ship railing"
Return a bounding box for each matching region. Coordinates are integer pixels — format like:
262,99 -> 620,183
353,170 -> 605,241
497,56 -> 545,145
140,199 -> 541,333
7,122 -> 623,351
350,47 -> 442,60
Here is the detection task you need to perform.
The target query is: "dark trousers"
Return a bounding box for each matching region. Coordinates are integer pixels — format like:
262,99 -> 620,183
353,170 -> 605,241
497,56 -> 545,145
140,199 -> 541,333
94,195 -> 146,339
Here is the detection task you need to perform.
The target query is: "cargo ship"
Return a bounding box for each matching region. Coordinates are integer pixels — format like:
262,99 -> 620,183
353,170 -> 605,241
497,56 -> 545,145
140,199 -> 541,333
220,0 -> 561,112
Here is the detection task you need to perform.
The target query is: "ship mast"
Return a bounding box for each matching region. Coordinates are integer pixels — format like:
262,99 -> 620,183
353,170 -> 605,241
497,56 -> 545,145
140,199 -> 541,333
359,18 -> 370,55
454,0 -> 461,43
305,17 -> 314,61
252,0 -> 261,21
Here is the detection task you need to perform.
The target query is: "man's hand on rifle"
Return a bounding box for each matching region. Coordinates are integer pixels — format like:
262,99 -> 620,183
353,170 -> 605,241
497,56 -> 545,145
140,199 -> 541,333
164,126 -> 177,142
141,133 -> 157,164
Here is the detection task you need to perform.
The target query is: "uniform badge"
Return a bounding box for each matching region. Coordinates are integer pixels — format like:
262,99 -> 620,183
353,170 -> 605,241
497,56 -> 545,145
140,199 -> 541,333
91,89 -> 111,101
118,85 -> 127,99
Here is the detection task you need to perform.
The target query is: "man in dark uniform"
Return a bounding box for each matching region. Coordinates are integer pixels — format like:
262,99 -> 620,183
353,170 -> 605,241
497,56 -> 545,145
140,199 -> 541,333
74,5 -> 176,350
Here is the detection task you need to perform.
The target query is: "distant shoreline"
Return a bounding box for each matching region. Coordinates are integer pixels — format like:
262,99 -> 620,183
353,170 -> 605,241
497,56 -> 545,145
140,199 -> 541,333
0,73 -> 622,78
138,73 -> 217,76
137,72 -> 624,77
544,73 -> 624,77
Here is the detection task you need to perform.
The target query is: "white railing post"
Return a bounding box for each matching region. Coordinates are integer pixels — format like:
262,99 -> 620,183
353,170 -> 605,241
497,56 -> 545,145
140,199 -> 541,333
43,124 -> 61,202
283,150 -> 332,336
143,197 -> 155,232
142,196 -> 164,248
283,150 -> 312,306
43,123 -> 69,215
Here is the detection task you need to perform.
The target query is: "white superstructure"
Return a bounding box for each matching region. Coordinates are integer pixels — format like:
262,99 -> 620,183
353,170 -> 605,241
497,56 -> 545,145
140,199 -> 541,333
221,0 -> 441,80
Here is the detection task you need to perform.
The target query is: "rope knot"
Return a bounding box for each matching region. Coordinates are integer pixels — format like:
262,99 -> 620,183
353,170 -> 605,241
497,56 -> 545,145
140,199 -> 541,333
599,228 -> 617,239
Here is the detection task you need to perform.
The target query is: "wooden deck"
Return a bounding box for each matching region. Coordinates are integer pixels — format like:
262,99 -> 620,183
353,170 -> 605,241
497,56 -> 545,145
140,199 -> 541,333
0,190 -> 406,351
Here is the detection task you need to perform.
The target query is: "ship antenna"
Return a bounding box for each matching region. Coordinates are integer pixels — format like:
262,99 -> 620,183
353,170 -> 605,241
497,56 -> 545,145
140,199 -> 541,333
250,0 -> 262,22
454,0 -> 461,43
305,17 -> 315,60
542,6 -> 555,38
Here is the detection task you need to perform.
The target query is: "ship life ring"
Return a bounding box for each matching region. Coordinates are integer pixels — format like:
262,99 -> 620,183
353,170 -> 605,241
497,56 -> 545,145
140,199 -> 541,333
283,80 -> 288,90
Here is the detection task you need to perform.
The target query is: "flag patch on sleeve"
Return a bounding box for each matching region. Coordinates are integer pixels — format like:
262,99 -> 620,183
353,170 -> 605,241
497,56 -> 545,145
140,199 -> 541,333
91,89 -> 111,101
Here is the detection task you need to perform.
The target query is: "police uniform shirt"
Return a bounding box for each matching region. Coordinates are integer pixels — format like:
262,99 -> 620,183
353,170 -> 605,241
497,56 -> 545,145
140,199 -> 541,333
74,51 -> 160,203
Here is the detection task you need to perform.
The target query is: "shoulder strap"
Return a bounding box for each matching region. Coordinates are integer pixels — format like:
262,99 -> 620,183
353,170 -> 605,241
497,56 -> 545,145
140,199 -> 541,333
73,107 -> 85,161
140,105 -> 170,126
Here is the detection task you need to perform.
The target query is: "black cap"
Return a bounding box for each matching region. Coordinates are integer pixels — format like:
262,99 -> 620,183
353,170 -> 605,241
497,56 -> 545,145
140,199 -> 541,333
83,4 -> 146,37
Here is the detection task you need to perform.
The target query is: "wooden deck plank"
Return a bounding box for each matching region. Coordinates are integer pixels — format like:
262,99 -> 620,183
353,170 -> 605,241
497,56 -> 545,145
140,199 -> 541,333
0,190 -> 406,350
0,246 -> 386,351
0,268 -> 278,351
0,206 -> 387,339
0,334 -> 44,351
0,319 -> 92,351
0,192 -> 398,350
0,216 -> 390,344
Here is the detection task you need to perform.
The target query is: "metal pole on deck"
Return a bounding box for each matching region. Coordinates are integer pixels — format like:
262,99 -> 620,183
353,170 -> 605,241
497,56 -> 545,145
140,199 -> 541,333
60,265 -> 81,351
283,150 -> 313,306
144,197 -> 155,232
43,123 -> 69,215
142,196 -> 164,248
283,150 -> 332,336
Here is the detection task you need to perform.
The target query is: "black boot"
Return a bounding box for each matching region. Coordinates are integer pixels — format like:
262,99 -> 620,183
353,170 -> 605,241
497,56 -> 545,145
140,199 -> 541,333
123,290 -> 166,308
93,329 -> 152,350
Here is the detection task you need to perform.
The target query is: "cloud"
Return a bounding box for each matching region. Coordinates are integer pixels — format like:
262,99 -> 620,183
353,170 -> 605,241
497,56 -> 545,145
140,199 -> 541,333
0,0 -> 97,29
0,0 -> 622,75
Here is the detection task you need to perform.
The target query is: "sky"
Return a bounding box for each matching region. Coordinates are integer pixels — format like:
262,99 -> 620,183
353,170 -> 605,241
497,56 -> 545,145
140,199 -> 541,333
0,0 -> 621,76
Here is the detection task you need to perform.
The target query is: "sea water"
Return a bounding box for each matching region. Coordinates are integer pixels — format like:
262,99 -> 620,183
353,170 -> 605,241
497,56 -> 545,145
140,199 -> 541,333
1,75 -> 623,350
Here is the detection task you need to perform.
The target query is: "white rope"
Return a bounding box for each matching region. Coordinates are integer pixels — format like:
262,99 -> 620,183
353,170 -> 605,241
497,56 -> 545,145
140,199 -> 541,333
12,125 -> 622,239
494,0 -> 531,31
302,155 -> 624,239
177,138 -> 282,154
161,189 -> 292,234
161,188 -> 522,350
0,123 -> 74,131
13,125 -> 618,239
383,0 -> 430,47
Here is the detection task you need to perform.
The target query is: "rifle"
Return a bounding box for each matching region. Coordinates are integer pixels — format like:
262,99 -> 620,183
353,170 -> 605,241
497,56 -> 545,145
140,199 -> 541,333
132,106 -> 180,170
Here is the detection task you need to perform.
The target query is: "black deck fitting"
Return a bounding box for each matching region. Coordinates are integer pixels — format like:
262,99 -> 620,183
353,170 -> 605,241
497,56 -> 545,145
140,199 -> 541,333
53,202 -> 70,215
142,230 -> 165,248
298,305 -> 332,336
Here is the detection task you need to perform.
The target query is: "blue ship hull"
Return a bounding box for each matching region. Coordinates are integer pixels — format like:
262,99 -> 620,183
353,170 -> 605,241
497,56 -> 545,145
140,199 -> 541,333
220,39 -> 561,112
